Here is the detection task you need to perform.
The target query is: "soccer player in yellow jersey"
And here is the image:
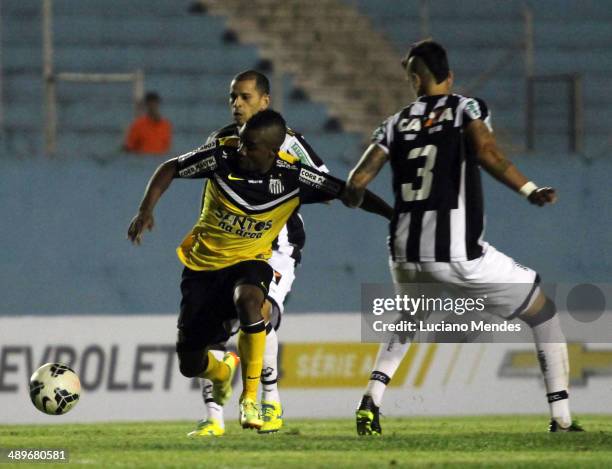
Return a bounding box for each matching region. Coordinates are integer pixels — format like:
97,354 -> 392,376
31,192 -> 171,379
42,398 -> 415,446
128,109 -> 392,430
197,70 -> 330,437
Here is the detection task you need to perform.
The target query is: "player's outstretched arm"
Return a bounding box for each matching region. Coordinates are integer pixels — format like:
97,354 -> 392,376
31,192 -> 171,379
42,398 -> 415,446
344,144 -> 389,208
299,163 -> 392,220
127,158 -> 178,245
466,120 -> 558,206
351,189 -> 394,221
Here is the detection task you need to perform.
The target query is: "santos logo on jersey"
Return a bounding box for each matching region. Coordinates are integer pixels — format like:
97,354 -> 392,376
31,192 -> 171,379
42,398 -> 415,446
269,178 -> 284,194
213,208 -> 273,238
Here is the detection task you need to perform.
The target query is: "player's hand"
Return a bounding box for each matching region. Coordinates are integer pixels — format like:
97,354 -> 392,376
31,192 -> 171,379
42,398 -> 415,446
528,187 -> 557,206
127,211 -> 155,245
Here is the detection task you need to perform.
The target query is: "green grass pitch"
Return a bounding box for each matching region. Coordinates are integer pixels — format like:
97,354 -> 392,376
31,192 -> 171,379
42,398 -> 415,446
1,416 -> 611,468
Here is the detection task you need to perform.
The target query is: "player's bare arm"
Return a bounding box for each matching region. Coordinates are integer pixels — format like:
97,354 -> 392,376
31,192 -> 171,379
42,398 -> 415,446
344,144 -> 389,208
127,158 -> 178,245
466,120 -> 558,206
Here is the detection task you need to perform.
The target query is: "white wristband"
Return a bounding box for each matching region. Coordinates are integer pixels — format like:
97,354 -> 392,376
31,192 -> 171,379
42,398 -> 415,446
519,181 -> 538,198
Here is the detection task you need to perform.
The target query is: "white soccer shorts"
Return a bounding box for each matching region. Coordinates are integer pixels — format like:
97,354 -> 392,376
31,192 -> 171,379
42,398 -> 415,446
267,250 -> 297,315
390,242 -> 540,319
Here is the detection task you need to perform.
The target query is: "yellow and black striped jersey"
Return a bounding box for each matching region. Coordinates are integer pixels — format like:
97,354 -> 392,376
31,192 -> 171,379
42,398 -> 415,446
175,139 -> 344,271
205,123 -> 328,264
206,123 -> 328,172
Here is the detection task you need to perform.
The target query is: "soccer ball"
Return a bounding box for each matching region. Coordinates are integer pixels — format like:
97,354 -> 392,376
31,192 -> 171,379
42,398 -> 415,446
29,363 -> 81,415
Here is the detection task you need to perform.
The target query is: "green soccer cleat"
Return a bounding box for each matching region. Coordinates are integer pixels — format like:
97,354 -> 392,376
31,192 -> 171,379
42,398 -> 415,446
187,418 -> 225,437
212,352 -> 240,406
356,395 -> 381,436
239,398 -> 263,430
258,400 -> 283,434
549,419 -> 585,432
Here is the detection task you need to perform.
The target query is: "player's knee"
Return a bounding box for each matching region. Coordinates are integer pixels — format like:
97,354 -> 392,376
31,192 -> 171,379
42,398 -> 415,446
236,298 -> 263,325
234,291 -> 262,313
177,350 -> 207,378
520,296 -> 556,328
234,287 -> 264,325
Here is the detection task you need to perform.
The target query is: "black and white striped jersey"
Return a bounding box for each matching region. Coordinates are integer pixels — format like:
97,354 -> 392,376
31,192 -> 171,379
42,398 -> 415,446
204,123 -> 328,264
372,94 -> 492,263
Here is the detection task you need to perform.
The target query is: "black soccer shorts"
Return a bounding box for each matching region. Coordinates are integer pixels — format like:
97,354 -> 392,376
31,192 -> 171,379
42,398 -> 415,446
176,260 -> 273,352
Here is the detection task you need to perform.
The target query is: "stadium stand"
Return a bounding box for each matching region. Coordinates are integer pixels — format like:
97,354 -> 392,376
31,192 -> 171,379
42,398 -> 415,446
1,0 -> 383,315
348,0 -> 612,154
199,0 -> 416,136
0,0 -> 610,316
4,0 -> 260,154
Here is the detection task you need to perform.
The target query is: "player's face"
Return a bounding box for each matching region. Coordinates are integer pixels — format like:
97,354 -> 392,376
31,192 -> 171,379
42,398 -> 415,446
229,79 -> 270,125
237,128 -> 277,173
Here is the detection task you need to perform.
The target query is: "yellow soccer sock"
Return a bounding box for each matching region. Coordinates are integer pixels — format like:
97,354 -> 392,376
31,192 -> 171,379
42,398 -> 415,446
199,351 -> 229,382
238,324 -> 266,402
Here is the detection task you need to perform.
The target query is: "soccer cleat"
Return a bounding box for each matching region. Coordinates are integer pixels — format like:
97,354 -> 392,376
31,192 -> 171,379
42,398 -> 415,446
258,400 -> 283,434
187,418 -> 225,437
239,398 -> 263,430
356,395 -> 382,436
212,352 -> 240,406
549,419 -> 585,432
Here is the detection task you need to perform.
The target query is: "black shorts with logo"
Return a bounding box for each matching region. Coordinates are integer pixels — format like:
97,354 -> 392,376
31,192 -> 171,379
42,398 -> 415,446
176,260 -> 273,352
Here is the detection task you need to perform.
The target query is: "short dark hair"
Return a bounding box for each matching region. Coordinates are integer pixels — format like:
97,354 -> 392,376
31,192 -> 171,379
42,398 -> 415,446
402,40 -> 450,84
144,91 -> 161,102
233,70 -> 270,95
244,109 -> 286,146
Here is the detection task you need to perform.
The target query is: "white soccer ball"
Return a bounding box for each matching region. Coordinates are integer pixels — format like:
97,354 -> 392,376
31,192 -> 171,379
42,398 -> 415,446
29,363 -> 81,415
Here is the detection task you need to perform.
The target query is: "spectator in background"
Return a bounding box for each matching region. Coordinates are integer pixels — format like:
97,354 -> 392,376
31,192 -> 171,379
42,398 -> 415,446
123,91 -> 172,155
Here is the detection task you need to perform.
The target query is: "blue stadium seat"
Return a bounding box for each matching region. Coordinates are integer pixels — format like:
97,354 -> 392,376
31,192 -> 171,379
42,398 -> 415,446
23,0 -> 187,17
535,21 -> 612,47
4,15 -> 228,47
3,0 -> 609,317
48,46 -> 258,73
2,1 -> 281,156
347,0 -> 611,153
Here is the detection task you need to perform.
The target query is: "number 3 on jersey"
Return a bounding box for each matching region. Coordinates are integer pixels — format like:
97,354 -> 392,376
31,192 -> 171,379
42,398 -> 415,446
401,145 -> 437,202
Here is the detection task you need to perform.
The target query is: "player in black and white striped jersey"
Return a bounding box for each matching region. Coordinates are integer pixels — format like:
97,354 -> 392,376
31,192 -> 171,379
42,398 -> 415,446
376,93 -> 490,263
193,70 -> 328,437
345,40 -> 582,434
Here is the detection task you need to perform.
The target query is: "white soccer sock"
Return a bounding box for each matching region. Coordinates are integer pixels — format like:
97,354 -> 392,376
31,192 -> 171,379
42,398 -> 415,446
201,349 -> 225,427
530,314 -> 571,426
364,338 -> 411,407
261,328 -> 280,403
